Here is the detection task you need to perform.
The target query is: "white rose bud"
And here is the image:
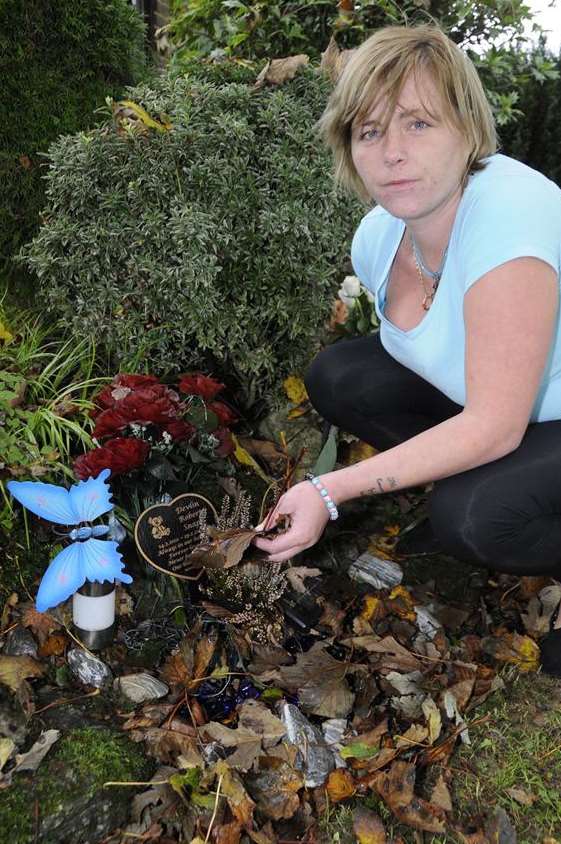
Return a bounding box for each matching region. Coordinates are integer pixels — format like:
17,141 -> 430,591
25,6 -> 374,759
338,274 -> 361,306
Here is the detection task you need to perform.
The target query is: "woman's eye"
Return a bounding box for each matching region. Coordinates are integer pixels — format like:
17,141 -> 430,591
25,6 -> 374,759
360,127 -> 379,140
411,119 -> 428,130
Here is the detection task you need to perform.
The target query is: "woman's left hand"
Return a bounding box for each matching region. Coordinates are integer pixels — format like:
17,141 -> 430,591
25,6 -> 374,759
253,480 -> 331,562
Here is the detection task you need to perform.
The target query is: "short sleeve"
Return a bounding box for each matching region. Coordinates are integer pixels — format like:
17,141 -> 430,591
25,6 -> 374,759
351,218 -> 373,290
459,174 -> 561,292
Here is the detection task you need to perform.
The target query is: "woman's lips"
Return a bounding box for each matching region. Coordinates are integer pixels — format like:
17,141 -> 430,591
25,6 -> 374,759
384,179 -> 417,187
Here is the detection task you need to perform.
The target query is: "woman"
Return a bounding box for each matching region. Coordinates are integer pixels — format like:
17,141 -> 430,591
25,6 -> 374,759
254,25 -> 561,675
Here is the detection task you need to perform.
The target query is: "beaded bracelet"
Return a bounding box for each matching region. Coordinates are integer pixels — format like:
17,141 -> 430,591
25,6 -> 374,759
305,473 -> 339,521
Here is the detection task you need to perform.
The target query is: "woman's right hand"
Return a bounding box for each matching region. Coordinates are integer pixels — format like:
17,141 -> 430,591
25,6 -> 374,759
253,480 -> 331,563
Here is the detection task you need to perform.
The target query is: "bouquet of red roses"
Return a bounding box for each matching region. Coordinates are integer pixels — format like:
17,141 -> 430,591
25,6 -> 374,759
74,373 -> 238,488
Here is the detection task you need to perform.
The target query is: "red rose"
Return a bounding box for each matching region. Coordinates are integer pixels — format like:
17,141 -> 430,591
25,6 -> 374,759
208,400 -> 238,427
92,374 -> 160,416
93,384 -> 184,439
74,438 -> 150,479
162,419 -> 196,442
214,427 -> 234,457
91,408 -> 130,439
178,373 -> 225,401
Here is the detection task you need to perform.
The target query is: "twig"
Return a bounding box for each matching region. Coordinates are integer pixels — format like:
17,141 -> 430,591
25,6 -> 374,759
204,773 -> 223,844
537,742 -> 561,761
0,623 -> 18,638
103,779 -> 170,787
32,688 -> 100,716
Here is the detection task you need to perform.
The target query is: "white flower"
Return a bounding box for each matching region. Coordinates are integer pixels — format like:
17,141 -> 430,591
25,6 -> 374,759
338,275 -> 361,306
364,288 -> 374,303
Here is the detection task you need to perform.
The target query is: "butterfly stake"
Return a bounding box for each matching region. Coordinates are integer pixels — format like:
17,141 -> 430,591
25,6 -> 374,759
7,468 -> 132,613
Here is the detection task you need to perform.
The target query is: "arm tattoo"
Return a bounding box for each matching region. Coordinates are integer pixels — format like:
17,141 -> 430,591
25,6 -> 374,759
361,476 -> 398,496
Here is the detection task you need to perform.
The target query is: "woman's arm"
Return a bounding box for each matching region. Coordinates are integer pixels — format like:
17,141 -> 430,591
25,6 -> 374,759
255,256 -> 559,562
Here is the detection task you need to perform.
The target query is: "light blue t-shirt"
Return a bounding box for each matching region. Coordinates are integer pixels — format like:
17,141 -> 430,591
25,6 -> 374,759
351,153 -> 561,422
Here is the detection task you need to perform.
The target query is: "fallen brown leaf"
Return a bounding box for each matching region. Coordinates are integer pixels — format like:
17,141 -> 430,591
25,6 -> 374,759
278,642 -> 355,718
482,631 -> 540,672
200,721 -> 262,771
326,768 -> 356,803
0,654 -> 43,691
352,806 -> 387,844
254,55 -> 309,88
215,760 -> 255,827
430,773 -> 453,812
244,756 -> 304,820
21,607 -> 60,645
320,36 -> 357,83
38,632 -> 68,658
505,785 -> 538,806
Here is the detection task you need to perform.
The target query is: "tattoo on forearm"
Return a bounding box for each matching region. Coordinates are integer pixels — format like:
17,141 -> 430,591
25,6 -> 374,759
361,477 -> 398,496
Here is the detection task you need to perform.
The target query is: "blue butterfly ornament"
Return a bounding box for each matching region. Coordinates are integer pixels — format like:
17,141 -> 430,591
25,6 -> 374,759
7,469 -> 132,613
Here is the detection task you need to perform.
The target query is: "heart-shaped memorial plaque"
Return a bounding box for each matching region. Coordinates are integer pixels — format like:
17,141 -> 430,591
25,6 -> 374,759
134,494 -> 218,579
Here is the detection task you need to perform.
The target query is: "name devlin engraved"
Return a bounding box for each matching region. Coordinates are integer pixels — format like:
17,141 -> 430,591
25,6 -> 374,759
134,493 -> 218,579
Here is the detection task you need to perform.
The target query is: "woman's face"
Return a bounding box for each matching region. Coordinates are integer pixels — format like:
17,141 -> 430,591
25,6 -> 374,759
351,69 -> 470,225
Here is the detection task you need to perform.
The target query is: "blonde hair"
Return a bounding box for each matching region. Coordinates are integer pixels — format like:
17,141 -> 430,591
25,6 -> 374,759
317,25 -> 497,202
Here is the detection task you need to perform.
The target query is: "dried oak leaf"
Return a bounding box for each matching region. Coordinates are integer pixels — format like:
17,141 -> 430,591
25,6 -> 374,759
326,768 -> 356,803
352,806 -> 387,844
244,756 -> 304,820
278,642 -> 355,718
21,607 -> 60,645
0,655 -> 43,691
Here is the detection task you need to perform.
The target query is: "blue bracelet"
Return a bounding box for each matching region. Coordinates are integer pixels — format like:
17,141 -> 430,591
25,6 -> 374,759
305,473 -> 339,521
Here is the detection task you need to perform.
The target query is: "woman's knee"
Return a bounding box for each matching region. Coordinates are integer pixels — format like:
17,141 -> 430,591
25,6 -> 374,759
429,473 -> 561,577
304,338 -> 372,419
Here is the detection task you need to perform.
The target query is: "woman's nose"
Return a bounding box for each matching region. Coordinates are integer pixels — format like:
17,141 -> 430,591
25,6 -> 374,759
382,127 -> 406,164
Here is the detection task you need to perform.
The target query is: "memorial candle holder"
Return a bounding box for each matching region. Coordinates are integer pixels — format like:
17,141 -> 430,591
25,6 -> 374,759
6,469 -> 132,644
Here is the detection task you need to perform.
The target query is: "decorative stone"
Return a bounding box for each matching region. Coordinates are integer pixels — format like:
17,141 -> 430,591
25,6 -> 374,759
279,702 -> 335,787
3,626 -> 38,658
115,673 -> 169,704
67,648 -> 113,689
348,553 -> 403,590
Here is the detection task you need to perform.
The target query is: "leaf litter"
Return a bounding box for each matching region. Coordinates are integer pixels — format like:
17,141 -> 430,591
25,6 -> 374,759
2,443 -> 560,840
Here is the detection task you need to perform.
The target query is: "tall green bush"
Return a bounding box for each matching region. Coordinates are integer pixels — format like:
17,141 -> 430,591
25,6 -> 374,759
22,65 -> 361,403
0,0 -> 146,285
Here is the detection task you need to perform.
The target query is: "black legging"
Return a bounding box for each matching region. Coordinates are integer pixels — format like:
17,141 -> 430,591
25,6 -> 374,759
305,333 -> 561,578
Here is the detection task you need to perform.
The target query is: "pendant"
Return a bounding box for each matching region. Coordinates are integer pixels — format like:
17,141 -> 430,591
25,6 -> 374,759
421,293 -> 432,311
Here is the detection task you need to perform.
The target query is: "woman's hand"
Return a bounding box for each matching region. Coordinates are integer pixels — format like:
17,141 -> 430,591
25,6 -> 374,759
253,480 -> 330,562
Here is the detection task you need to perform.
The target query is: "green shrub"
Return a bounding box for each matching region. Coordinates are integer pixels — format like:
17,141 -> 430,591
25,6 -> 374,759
22,64 -> 361,403
0,0 -> 147,285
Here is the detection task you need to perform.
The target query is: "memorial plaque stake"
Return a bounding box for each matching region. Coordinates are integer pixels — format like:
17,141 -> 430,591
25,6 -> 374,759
134,493 -> 218,579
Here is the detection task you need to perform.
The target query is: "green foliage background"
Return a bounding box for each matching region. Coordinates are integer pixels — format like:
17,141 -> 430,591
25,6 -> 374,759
22,65 -> 361,404
168,0 -> 561,177
0,0 -> 147,284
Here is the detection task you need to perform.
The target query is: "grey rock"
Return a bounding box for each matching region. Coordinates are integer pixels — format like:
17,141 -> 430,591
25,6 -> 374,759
116,673 -> 169,703
348,553 -> 403,590
279,702 -> 335,787
67,648 -> 113,689
3,625 -> 38,658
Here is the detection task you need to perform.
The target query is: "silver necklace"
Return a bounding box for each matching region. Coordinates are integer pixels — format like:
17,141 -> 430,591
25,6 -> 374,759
409,231 -> 449,283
